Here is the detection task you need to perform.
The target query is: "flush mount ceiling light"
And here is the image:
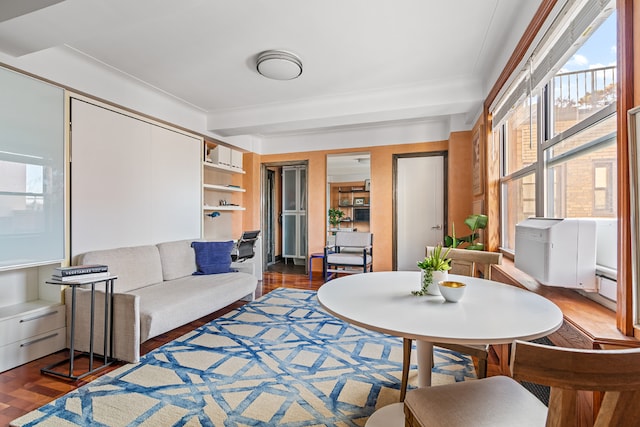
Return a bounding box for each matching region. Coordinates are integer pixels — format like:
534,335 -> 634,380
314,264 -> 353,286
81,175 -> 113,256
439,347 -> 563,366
256,50 -> 303,80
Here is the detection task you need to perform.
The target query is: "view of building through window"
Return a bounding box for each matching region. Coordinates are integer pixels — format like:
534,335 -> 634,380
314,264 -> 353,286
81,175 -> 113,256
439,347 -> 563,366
499,9 -> 617,256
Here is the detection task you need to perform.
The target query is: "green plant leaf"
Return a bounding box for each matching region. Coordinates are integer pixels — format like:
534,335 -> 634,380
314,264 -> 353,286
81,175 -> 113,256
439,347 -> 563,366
464,214 -> 488,232
444,235 -> 455,247
418,244 -> 452,271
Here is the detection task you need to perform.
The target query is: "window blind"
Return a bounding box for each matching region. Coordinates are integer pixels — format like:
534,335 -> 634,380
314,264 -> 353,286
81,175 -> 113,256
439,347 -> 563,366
0,66 -> 65,269
491,0 -> 614,127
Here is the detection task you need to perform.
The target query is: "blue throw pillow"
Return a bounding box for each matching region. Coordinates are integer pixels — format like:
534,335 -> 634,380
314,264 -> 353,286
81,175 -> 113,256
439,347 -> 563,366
191,241 -> 235,275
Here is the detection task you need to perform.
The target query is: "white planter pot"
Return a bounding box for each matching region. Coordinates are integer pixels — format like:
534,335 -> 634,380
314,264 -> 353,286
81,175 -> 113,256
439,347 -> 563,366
420,270 -> 448,295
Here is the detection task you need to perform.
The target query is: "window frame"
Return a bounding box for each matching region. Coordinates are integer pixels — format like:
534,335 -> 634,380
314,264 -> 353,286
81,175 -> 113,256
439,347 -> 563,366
496,4 -> 618,254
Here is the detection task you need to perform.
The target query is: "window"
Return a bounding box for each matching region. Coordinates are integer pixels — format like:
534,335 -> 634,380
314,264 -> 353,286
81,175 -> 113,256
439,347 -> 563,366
493,1 -> 617,300
593,161 -> 615,214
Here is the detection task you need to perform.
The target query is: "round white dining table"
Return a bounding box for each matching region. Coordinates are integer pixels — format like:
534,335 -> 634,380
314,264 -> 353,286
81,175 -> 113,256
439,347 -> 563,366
317,271 -> 564,426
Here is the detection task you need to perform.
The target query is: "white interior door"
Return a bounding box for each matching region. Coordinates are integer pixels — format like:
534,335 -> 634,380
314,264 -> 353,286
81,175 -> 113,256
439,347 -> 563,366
396,155 -> 445,270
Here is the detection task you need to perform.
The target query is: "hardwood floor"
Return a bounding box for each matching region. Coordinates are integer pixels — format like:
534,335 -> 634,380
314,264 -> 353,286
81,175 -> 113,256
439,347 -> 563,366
0,270 -> 499,425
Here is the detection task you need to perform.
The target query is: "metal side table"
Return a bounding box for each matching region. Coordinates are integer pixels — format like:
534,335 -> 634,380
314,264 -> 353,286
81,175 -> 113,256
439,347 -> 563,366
42,275 -> 117,380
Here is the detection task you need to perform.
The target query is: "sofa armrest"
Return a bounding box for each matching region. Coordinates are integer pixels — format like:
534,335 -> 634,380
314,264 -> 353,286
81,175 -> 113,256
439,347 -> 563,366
64,287 -> 141,363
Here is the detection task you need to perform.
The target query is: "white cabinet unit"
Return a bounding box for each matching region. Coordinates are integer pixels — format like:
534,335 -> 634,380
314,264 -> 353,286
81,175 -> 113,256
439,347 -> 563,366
0,266 -> 66,372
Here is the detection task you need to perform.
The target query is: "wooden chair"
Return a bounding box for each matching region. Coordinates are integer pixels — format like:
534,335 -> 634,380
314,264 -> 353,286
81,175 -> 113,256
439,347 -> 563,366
323,231 -> 373,281
404,340 -> 640,427
400,247 -> 502,400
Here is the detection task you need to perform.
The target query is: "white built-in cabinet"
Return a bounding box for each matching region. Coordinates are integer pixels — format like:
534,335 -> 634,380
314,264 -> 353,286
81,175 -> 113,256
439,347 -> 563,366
71,98 -> 202,255
0,66 -> 66,373
0,266 -> 66,373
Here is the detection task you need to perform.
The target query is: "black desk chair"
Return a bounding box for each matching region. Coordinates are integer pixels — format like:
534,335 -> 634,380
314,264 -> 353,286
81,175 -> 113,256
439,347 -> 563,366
231,230 -> 260,262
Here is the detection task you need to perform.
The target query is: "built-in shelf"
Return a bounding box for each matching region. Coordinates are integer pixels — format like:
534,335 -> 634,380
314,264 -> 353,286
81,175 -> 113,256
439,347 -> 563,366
203,205 -> 246,211
203,161 -> 245,174
203,183 -> 246,193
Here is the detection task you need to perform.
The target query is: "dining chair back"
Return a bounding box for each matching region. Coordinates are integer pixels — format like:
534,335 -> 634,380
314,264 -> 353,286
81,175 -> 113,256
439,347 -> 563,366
444,246 -> 503,279
400,246 -> 503,400
404,340 -> 640,426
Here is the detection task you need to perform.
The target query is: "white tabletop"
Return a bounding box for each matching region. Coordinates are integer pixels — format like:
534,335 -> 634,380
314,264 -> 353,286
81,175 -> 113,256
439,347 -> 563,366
317,271 -> 563,345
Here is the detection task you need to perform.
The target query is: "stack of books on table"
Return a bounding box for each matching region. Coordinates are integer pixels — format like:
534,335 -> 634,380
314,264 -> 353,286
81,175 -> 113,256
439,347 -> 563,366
51,265 -> 110,282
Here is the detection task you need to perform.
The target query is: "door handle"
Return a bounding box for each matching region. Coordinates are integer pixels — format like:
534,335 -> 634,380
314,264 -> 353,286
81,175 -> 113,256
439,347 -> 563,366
431,225 -> 442,230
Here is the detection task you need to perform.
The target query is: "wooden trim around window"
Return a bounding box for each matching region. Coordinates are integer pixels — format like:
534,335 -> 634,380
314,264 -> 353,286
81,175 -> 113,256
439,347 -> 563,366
617,0 -> 634,335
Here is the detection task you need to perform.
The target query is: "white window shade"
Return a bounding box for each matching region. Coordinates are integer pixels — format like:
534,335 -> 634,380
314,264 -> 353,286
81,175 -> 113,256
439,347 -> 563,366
0,66 -> 65,270
491,0 -> 614,127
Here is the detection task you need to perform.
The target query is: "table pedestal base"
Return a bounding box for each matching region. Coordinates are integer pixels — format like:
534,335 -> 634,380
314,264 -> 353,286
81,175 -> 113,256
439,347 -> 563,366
416,340 -> 433,387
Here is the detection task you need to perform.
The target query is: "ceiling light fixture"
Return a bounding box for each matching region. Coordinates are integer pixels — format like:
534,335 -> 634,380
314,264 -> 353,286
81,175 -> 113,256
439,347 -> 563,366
256,50 -> 303,80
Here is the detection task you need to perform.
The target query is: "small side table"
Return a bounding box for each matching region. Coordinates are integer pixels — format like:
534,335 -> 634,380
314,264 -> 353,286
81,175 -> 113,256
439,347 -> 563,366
308,252 -> 325,280
41,275 -> 117,381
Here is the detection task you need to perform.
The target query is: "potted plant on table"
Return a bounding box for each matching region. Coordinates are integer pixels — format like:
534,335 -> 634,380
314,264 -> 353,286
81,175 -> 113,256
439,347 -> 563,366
413,244 -> 452,296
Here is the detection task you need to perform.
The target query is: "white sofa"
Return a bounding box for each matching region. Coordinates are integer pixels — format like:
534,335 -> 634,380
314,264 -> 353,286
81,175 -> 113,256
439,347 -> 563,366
65,239 -> 258,363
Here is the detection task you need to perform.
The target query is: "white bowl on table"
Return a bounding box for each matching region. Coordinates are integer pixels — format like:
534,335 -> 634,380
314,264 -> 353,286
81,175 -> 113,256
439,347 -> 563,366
438,280 -> 467,302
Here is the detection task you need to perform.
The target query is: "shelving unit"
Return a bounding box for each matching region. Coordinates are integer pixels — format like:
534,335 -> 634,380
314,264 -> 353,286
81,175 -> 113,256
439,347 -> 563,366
203,205 -> 246,211
203,161 -> 245,174
202,143 -> 245,240
202,161 -> 246,209
330,181 -> 371,232
203,183 -> 246,193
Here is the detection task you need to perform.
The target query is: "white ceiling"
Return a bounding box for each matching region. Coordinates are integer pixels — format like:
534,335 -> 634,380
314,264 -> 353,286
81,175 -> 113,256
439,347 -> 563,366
0,0 -> 542,141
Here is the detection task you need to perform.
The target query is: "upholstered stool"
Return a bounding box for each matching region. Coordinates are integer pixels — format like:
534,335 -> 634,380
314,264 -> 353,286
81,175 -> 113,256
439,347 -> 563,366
403,376 -> 547,427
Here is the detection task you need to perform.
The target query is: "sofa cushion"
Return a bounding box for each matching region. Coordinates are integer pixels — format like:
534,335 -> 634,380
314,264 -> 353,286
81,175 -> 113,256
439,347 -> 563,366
130,272 -> 257,342
191,241 -> 235,274
156,239 -> 200,281
77,245 -> 163,293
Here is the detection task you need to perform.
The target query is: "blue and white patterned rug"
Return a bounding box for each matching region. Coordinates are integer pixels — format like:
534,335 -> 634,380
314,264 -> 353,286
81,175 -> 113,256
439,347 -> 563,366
12,288 -> 475,426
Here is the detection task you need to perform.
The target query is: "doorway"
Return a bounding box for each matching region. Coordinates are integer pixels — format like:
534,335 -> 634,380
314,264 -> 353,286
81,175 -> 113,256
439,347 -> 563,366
265,168 -> 276,266
393,153 -> 447,270
261,161 -> 308,275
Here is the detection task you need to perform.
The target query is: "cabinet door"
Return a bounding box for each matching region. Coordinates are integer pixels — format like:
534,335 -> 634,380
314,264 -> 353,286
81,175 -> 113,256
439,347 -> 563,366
71,99 -> 201,256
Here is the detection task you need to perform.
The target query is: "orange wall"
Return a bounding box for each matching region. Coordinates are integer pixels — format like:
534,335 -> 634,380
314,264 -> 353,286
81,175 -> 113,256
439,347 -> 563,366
241,132 -> 472,272
448,131 -> 474,238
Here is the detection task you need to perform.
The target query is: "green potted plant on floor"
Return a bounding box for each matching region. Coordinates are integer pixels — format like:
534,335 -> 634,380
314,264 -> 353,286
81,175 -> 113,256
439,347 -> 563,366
413,244 -> 452,296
